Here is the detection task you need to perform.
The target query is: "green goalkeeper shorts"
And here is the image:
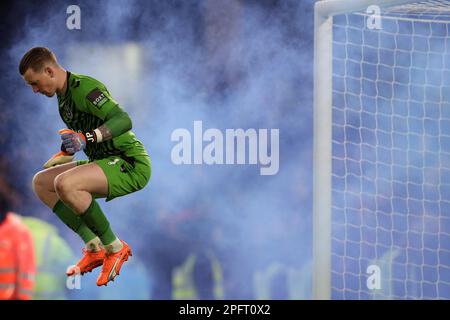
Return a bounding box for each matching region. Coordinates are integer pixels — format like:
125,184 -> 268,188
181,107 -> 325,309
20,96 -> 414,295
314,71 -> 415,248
77,154 -> 151,201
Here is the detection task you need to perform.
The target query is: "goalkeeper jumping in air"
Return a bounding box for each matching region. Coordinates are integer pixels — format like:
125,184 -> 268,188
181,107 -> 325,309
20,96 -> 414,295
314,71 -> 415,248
19,47 -> 151,286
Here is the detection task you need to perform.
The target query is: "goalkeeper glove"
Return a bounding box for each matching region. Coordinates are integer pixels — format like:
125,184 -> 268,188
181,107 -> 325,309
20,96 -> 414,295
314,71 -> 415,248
59,129 -> 87,154
43,151 -> 74,169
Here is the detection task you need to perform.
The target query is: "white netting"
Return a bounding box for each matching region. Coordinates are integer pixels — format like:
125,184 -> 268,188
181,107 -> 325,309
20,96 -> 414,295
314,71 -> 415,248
385,0 -> 450,21
331,0 -> 450,299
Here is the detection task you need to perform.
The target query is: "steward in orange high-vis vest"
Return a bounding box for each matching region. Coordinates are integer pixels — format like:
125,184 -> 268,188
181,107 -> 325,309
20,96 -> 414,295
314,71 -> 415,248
0,212 -> 36,299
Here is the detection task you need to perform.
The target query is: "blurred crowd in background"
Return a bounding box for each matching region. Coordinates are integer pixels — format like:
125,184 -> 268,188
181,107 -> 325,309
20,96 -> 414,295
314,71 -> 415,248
0,152 -> 311,299
1,152 -> 311,299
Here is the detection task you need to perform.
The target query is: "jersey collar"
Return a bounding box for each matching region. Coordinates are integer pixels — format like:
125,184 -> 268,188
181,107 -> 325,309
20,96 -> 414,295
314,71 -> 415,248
59,71 -> 72,99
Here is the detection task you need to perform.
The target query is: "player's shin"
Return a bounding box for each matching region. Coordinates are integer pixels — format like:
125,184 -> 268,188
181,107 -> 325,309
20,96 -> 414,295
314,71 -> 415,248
53,200 -> 98,244
79,199 -> 122,253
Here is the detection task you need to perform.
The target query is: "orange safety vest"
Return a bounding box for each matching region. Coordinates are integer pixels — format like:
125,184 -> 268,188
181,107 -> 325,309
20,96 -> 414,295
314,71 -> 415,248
0,212 -> 36,300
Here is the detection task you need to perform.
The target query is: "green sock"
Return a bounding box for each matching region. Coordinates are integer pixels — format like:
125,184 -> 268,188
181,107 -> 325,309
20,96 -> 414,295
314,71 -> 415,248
80,199 -> 117,246
52,200 -> 97,243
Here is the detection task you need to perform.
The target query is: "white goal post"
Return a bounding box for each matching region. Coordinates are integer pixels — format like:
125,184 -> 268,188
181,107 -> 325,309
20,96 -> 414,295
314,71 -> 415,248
314,0 -> 450,299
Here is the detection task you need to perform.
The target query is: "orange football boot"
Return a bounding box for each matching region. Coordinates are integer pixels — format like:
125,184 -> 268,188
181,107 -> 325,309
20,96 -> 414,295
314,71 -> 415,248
96,240 -> 132,286
67,247 -> 106,276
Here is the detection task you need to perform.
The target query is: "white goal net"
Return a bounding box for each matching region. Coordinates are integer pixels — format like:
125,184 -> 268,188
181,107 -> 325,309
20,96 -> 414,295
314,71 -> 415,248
314,0 -> 450,299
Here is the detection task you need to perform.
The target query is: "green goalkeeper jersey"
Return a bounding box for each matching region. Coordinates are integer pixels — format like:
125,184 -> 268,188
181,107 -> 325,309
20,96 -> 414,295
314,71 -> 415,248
57,72 -> 148,161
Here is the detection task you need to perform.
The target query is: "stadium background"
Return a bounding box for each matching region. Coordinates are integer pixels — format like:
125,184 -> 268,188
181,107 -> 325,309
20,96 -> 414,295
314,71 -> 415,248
0,0 -> 314,299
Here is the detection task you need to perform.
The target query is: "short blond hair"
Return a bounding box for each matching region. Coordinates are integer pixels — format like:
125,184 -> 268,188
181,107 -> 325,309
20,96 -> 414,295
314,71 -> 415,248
19,47 -> 57,75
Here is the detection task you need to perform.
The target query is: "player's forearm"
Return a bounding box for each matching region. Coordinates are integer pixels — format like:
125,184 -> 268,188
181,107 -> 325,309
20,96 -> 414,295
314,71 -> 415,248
94,125 -> 113,142
88,108 -> 132,143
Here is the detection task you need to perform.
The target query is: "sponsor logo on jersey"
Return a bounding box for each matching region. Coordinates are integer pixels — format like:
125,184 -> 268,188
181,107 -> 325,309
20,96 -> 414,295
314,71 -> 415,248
87,88 -> 109,108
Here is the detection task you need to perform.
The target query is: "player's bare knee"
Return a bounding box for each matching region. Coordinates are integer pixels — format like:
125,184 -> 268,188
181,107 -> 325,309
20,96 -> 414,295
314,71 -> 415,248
32,171 -> 47,196
54,173 -> 73,200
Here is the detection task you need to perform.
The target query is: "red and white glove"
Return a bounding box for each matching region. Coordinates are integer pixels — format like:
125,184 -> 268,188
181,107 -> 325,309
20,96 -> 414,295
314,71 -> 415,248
59,129 -> 87,155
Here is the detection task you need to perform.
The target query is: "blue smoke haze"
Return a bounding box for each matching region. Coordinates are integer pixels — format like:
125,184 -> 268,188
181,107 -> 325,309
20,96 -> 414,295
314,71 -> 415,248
1,0 -> 315,299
